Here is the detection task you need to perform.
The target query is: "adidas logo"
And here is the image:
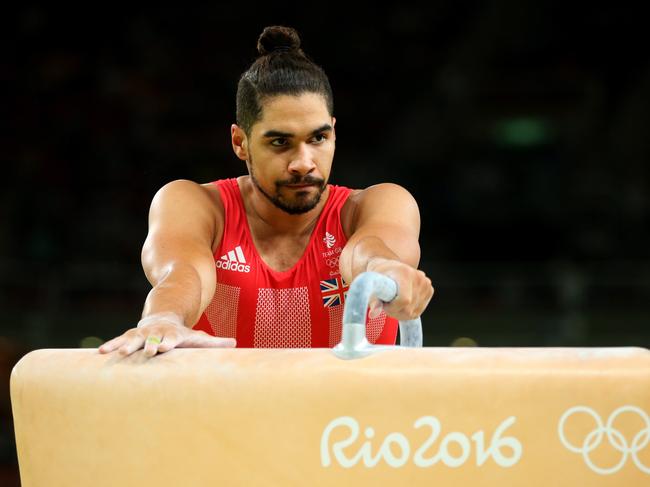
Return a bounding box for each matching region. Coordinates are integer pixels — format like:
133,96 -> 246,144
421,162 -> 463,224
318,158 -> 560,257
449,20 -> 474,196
216,245 -> 251,273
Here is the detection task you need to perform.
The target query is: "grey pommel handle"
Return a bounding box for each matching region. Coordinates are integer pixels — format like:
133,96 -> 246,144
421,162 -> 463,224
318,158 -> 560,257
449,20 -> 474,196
334,271 -> 423,359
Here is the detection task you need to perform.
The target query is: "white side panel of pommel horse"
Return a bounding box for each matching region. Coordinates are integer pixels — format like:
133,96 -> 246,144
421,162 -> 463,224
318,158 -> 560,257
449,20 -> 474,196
10,347 -> 650,486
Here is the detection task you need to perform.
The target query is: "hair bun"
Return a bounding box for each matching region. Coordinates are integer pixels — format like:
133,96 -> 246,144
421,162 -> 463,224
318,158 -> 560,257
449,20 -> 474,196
257,26 -> 301,55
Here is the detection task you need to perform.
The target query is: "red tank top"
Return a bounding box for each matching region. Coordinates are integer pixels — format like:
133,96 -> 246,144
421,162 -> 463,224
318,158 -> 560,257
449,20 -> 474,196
192,178 -> 398,348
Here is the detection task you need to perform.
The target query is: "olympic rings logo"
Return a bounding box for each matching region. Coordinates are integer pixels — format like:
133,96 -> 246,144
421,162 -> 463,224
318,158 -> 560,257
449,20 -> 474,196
558,405 -> 650,475
325,256 -> 340,268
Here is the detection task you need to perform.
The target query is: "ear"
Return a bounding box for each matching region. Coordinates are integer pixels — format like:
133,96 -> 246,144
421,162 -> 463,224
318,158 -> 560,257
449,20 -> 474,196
231,124 -> 249,161
331,117 -> 336,141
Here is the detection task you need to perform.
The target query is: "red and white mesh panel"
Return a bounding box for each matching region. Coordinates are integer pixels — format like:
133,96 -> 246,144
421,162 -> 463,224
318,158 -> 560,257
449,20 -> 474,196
328,305 -> 344,347
367,311 -> 387,343
254,287 -> 311,347
329,306 -> 387,346
204,283 -> 240,338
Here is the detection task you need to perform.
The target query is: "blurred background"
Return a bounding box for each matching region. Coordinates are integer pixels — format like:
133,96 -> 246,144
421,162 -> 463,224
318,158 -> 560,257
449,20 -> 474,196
2,3 -> 649,484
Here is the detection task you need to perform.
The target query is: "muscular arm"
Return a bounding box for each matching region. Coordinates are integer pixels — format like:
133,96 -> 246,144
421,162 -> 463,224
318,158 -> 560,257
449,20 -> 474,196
99,179 -> 235,356
339,183 -> 433,319
140,179 -> 220,326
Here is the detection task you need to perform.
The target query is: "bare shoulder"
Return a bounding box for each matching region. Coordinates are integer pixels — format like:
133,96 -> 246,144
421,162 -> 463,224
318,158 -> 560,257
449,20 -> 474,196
342,182 -> 416,217
151,179 -> 223,215
153,179 -> 212,200
341,183 -> 416,237
346,183 -> 413,203
149,179 -> 224,249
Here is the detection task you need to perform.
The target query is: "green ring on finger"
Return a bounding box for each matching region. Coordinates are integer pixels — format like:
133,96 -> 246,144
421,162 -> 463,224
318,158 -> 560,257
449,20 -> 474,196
146,336 -> 162,345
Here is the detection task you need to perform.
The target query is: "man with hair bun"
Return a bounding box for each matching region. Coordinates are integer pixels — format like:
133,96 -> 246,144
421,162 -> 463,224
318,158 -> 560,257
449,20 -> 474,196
100,26 -> 434,356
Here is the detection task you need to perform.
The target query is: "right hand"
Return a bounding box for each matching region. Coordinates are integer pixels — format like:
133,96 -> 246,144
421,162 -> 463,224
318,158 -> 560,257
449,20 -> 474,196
98,313 -> 236,357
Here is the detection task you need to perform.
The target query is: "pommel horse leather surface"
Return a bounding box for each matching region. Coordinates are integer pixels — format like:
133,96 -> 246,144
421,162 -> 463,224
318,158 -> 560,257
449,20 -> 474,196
10,347 -> 650,486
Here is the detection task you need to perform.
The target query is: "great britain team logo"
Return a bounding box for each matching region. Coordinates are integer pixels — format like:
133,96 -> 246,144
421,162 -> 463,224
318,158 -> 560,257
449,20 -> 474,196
323,232 -> 336,249
320,276 -> 349,308
322,230 -> 343,275
216,245 -> 251,273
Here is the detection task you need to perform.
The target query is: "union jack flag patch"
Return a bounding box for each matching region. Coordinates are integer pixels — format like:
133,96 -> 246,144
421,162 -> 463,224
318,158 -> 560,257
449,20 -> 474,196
320,276 -> 349,308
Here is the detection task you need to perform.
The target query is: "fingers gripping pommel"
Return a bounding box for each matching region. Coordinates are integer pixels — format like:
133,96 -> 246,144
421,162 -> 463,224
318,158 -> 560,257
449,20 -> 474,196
365,259 -> 434,321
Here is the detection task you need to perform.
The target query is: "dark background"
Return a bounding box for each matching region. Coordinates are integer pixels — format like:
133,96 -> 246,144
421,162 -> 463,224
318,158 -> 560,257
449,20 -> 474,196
2,3 -> 649,484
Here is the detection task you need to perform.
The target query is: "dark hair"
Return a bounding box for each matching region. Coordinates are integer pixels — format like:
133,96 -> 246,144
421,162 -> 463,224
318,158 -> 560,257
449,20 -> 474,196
236,26 -> 334,136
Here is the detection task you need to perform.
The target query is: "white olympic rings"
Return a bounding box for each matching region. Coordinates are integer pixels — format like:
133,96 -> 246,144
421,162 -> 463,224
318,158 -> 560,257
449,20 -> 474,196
558,405 -> 650,475
325,257 -> 340,268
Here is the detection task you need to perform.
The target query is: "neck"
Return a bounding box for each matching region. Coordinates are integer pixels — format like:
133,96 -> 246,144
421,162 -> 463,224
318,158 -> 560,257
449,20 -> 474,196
238,176 -> 329,237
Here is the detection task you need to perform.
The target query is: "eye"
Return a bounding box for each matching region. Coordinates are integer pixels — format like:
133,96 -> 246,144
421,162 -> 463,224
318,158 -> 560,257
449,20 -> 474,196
270,138 -> 288,147
311,133 -> 327,144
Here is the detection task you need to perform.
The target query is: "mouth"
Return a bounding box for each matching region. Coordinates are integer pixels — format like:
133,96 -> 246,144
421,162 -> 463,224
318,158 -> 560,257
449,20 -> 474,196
284,183 -> 317,189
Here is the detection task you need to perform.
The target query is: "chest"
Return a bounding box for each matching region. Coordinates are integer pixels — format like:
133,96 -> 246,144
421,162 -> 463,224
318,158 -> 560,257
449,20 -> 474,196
254,235 -> 312,273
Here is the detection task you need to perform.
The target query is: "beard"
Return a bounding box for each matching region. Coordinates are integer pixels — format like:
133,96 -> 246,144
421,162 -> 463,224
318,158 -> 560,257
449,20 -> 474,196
249,154 -> 328,215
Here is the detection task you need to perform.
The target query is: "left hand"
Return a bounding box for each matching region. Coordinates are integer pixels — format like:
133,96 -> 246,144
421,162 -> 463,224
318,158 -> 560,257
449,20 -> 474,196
365,257 -> 434,321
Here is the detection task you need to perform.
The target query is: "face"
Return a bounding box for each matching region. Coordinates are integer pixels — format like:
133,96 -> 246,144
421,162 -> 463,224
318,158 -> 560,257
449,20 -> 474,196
232,92 -> 336,215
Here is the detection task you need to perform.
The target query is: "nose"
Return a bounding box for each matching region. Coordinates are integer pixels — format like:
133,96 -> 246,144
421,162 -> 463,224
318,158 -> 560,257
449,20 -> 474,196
287,142 -> 317,176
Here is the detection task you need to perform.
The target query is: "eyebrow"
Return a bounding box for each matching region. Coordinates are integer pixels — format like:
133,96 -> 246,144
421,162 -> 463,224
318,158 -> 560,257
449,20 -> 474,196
262,124 -> 333,139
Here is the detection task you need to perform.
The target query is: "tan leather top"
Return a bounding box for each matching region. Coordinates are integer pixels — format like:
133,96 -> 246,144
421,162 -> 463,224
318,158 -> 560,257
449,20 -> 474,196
11,347 -> 650,486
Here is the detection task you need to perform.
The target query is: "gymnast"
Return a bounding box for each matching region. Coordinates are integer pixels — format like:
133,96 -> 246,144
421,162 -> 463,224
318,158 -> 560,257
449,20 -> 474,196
99,25 -> 434,357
